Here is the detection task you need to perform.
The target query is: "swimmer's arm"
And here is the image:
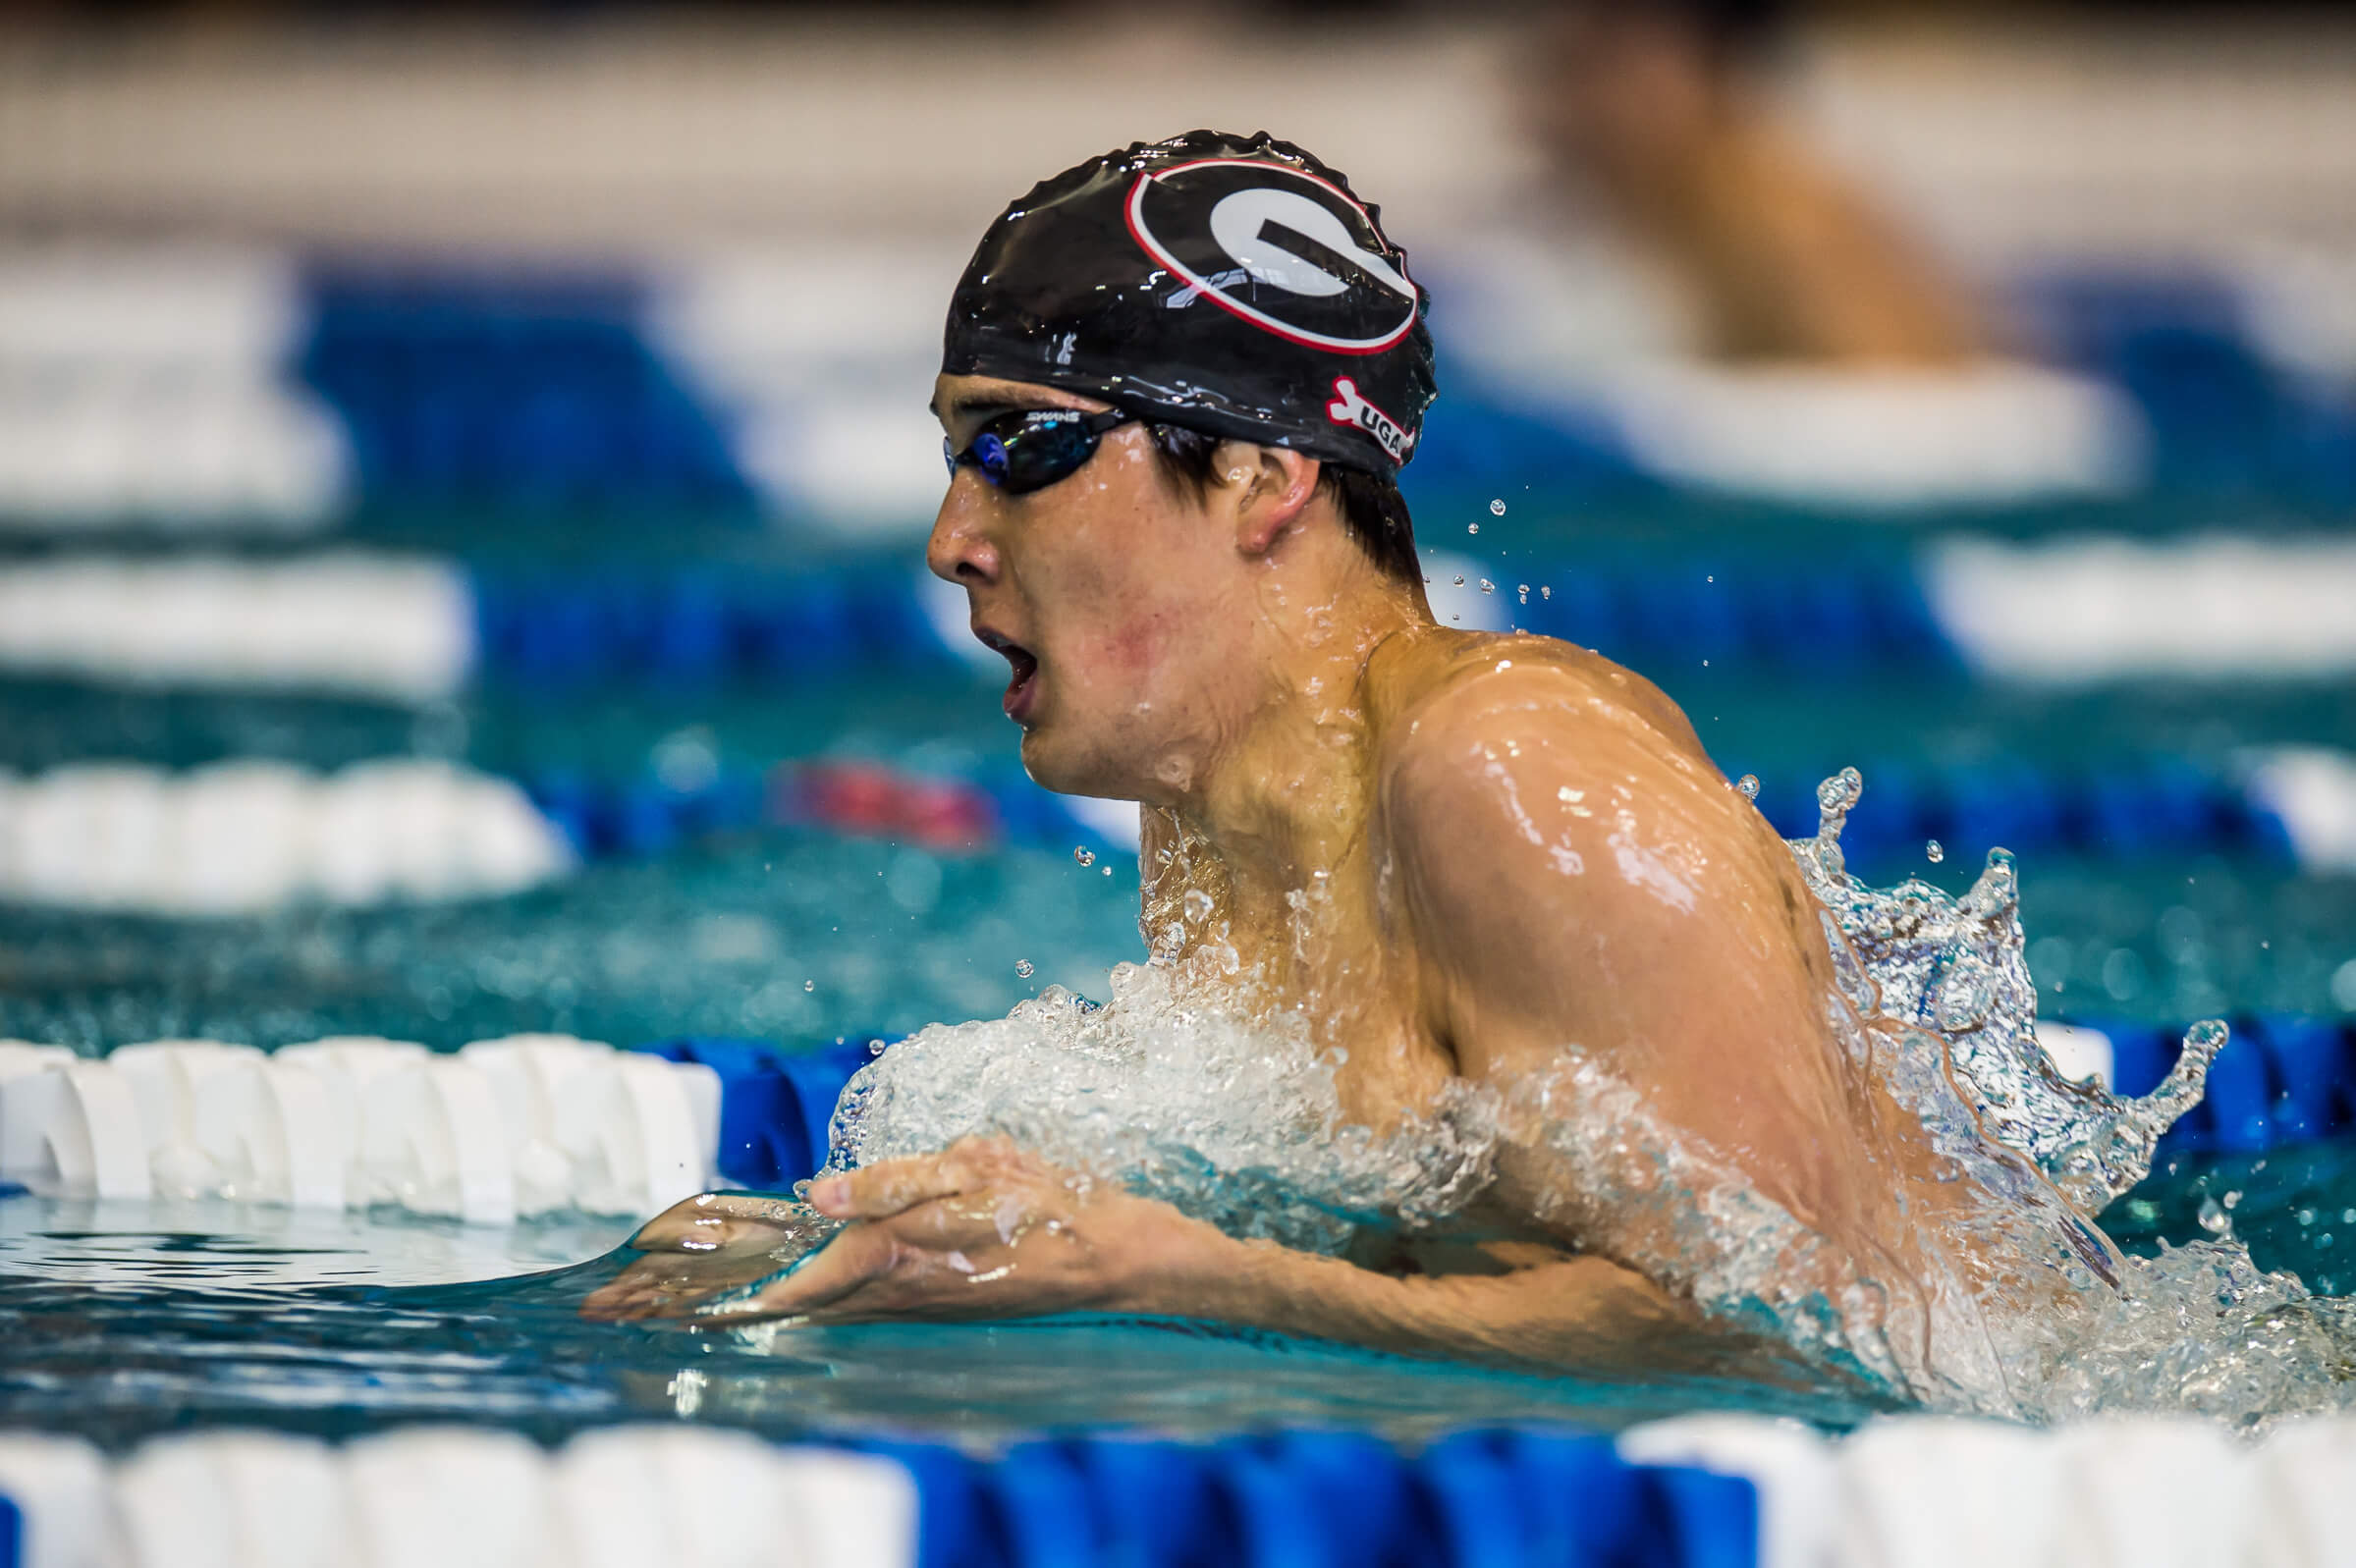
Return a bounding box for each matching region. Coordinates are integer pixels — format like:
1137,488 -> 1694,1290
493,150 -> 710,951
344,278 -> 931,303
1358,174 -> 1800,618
1137,1226 -> 1794,1380
634,1141 -> 1799,1382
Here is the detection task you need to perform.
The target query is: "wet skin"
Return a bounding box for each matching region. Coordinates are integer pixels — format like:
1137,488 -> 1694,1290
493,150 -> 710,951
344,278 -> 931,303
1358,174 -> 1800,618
583,374 -> 2034,1384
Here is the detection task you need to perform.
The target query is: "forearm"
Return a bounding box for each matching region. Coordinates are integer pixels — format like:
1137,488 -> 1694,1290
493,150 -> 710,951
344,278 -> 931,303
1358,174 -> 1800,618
1123,1219 -> 1790,1382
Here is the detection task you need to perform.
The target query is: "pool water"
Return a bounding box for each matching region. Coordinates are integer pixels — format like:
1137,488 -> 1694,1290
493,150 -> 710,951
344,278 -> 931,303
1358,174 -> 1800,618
3,515 -> 2353,1446
3,1121 -> 2349,1453
0,1195 -> 1890,1453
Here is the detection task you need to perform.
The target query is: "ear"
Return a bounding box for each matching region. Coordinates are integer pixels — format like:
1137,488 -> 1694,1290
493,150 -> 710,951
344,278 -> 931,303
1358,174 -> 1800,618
1212,442 -> 1320,559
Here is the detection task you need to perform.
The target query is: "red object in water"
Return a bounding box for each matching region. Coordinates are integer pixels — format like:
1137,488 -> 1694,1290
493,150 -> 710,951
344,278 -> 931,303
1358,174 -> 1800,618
773,762 -> 1000,852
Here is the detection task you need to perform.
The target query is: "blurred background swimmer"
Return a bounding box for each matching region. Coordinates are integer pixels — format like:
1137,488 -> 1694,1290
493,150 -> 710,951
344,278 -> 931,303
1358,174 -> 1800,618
1526,0 -> 1989,364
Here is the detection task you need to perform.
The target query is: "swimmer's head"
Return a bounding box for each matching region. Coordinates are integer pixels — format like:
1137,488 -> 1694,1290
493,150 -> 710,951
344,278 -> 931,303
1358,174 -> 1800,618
929,132 -> 1439,802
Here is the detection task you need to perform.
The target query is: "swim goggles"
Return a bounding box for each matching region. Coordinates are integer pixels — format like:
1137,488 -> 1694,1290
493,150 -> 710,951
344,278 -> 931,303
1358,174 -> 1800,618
943,407 -> 1136,496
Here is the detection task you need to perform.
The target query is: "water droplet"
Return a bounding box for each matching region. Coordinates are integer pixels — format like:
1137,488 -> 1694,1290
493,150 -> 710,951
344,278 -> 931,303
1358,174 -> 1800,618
1452,574 -> 1465,586
1479,578 -> 1495,594
1102,865 -> 1114,876
1014,959 -> 1034,979
1926,839 -> 1945,863
1540,585 -> 1552,600
1072,846 -> 1096,867
1734,774 -> 1760,801
1467,522 -> 1480,535
802,979 -> 815,993
1489,499 -> 1507,515
1516,584 -> 1529,604
1707,574 -> 1715,583
2198,1195 -> 2229,1234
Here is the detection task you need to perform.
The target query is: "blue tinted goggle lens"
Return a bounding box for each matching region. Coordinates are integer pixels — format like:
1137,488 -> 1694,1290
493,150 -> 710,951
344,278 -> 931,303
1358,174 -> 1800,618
944,408 -> 1133,496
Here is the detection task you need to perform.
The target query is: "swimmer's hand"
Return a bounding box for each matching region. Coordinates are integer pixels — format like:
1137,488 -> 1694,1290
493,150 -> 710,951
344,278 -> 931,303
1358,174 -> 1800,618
579,1192 -> 839,1323
583,1138 -> 1208,1326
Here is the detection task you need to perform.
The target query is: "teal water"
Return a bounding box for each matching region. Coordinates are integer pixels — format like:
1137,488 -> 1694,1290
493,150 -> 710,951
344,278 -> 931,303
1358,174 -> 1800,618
2,525 -> 2352,1439
3,1132 -> 2348,1449
0,1194 -> 1888,1451
2,831 -> 2346,1052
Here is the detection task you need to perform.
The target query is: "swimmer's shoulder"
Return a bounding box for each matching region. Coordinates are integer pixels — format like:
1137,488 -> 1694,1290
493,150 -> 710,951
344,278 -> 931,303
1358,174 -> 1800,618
1361,626 -> 1709,770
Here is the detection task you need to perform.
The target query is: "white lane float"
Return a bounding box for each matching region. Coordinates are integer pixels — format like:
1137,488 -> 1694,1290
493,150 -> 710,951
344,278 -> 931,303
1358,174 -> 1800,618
555,1426 -> 796,1568
461,1034 -> 619,1215
2051,1416 -> 2251,1568
2250,1418 -> 2356,1568
0,1433 -> 111,1568
1929,535 -> 2356,685
0,245 -> 345,533
0,1426 -> 925,1568
342,1429 -> 563,1568
1834,1417 -> 2060,1568
0,554 -> 472,701
358,1055 -> 521,1224
108,1041 -> 267,1197
556,1051 -> 722,1218
0,1035 -> 721,1221
114,1430 -> 348,1568
771,1446 -> 922,1568
0,1056 -> 153,1201
0,759 -> 573,916
190,1056 -> 348,1210
0,1043 -> 77,1176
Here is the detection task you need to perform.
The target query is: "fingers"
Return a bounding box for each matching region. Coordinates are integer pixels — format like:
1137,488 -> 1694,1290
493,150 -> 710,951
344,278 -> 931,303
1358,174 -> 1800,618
808,1137 -> 1025,1222
692,1223 -> 904,1325
685,1197 -> 1028,1326
580,1248 -> 788,1322
627,1191 -> 815,1254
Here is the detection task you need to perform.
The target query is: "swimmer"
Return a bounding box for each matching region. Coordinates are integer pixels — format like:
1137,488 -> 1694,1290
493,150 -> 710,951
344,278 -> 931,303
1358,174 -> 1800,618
586,132 -> 2089,1397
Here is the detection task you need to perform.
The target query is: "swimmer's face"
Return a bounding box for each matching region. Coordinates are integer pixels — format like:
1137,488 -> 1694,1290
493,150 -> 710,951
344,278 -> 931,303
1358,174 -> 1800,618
927,373 -> 1279,802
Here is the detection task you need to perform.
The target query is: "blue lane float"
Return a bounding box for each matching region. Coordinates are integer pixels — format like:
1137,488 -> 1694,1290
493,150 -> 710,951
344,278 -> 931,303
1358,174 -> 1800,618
301,272 -> 757,519
294,263 -> 2356,520
0,1423 -> 1764,1568
636,1035 -> 882,1187
12,1412 -> 2356,1568
2068,1012 -> 2356,1157
514,749 -> 2312,872
860,1428 -> 1757,1568
466,556 -> 1951,691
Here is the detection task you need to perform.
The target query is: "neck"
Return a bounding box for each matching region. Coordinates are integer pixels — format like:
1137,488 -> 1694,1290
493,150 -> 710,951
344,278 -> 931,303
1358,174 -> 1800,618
1140,553 -> 1427,978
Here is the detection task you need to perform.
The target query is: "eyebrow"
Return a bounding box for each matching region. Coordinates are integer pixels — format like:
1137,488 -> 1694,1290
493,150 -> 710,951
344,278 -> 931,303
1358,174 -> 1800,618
928,388 -> 1086,423
932,394 -> 1019,423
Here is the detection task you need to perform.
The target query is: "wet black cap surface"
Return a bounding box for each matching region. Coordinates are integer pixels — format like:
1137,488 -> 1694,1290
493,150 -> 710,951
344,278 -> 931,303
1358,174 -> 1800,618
943,130 -> 1438,473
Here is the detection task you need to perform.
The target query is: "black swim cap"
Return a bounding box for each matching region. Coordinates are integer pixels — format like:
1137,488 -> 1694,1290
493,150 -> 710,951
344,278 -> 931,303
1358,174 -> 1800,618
943,130 -> 1437,473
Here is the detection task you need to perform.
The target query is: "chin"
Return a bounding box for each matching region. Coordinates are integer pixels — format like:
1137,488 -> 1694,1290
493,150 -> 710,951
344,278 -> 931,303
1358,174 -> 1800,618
1017,726 -> 1127,802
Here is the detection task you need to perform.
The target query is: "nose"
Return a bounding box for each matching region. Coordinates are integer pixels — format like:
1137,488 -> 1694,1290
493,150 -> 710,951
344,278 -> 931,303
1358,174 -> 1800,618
926,474 -> 1003,586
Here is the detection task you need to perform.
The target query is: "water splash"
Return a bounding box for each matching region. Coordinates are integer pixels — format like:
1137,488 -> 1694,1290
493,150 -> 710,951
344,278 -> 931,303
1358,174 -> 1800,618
824,963 -> 1497,1253
1790,765 -> 2222,1214
819,767 -> 2350,1425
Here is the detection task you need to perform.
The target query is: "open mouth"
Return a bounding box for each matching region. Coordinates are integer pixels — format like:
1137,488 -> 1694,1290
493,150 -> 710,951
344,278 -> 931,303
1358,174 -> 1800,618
976,627 -> 1041,721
